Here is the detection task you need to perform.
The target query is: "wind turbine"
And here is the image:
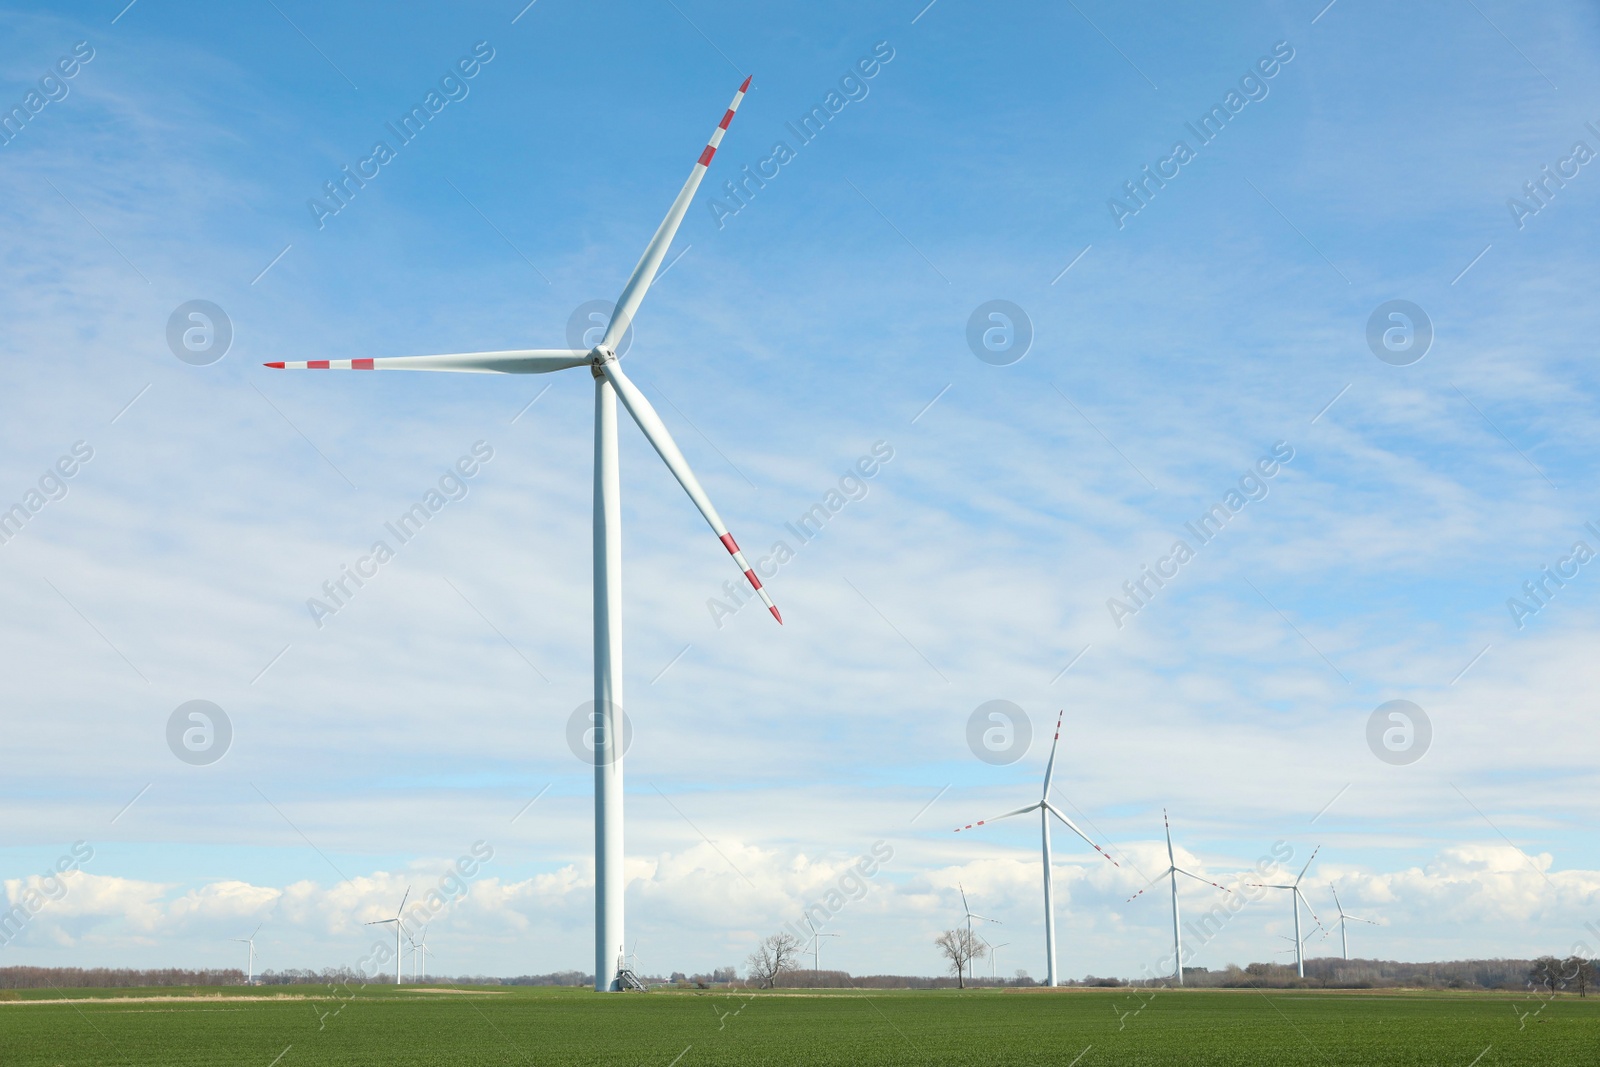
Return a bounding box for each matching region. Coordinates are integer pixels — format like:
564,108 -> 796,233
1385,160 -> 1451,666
802,916 -> 839,979
958,884 -> 1000,950
982,938 -> 1010,981
266,78 -> 776,993
364,887 -> 410,986
1248,847 -> 1324,977
410,925 -> 430,982
1328,884 -> 1378,961
229,923 -> 261,986
1271,934 -> 1305,961
952,883 -> 998,989
953,710 -> 1119,987
1124,809 -> 1230,985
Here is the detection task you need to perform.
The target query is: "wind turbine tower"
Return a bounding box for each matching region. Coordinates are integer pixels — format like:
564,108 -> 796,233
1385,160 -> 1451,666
364,887 -> 410,986
229,924 -> 261,986
1124,810 -> 1230,985
953,711 -> 1119,986
1249,847 -> 1323,978
1329,885 -> 1378,961
802,917 -> 839,979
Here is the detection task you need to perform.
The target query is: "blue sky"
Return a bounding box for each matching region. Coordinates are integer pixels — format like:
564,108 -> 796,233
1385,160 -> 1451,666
3,0 -> 1600,983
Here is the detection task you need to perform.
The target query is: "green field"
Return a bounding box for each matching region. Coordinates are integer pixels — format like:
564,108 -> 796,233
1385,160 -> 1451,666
2,984 -> 1595,1065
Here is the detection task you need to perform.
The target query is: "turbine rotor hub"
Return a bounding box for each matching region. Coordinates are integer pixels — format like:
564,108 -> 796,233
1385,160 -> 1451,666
589,345 -> 617,378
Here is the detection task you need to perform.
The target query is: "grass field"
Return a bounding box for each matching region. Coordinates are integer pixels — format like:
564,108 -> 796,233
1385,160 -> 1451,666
2,984 -> 1596,1066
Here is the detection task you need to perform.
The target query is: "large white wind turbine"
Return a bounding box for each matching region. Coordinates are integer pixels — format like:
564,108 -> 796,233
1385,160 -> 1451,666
1248,847 -> 1323,977
228,923 -> 261,986
364,887 -> 410,987
269,78 -> 777,992
953,711 -> 1119,987
1124,810 -> 1230,985
1328,884 -> 1378,961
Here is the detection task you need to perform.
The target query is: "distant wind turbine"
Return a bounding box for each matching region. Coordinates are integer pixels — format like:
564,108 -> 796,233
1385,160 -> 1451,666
954,710 -> 1119,987
364,887 -> 410,986
1248,847 -> 1324,977
1328,884 -> 1379,961
266,76 -> 774,993
1124,809 -> 1230,985
982,938 -> 1011,981
410,925 -> 430,982
802,917 -> 839,977
229,924 -> 261,986
953,883 -> 992,953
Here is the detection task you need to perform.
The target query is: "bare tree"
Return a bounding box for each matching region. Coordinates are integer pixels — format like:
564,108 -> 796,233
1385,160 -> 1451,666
934,928 -> 987,989
1529,956 -> 1565,996
1563,956 -> 1595,997
746,933 -> 801,989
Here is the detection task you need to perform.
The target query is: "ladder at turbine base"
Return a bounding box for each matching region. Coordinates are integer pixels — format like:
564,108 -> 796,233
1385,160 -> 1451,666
615,968 -> 648,992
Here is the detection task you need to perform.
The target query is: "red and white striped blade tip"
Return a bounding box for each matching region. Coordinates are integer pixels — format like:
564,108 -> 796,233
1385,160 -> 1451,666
719,533 -> 782,625
262,360 -> 376,369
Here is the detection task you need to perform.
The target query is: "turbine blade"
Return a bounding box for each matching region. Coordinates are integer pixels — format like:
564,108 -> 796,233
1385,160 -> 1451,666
601,360 -> 781,623
601,76 -> 752,351
958,884 -> 969,914
1124,868 -> 1172,904
1294,845 -> 1321,886
398,886 -> 411,915
1042,801 -> 1119,866
1163,808 -> 1175,866
1296,887 -> 1327,936
953,802 -> 1041,832
1329,885 -> 1343,916
1040,710 -> 1064,798
1174,868 -> 1232,893
264,350 -> 590,374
